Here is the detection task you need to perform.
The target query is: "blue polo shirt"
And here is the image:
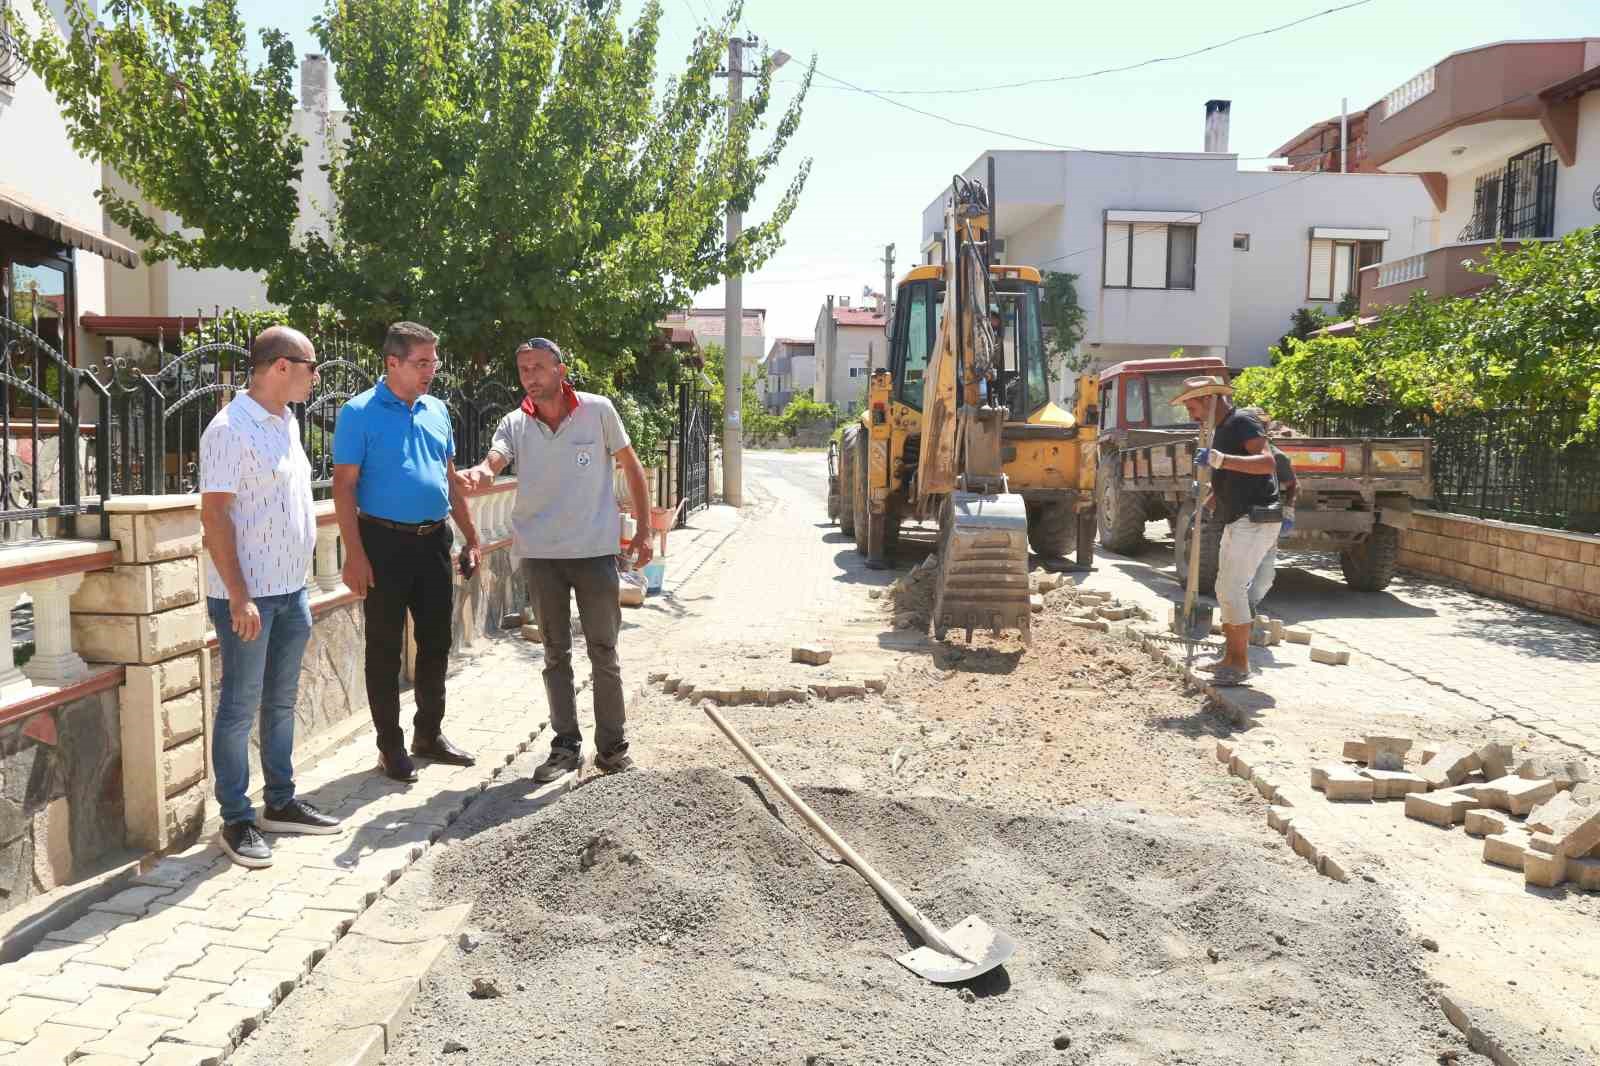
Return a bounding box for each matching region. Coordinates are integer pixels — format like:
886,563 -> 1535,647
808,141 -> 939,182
332,379 -> 454,523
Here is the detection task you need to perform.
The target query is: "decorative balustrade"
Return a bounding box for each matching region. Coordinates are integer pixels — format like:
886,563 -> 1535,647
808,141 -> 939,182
1381,66 -> 1435,119
0,540 -> 114,707
1375,253 -> 1428,288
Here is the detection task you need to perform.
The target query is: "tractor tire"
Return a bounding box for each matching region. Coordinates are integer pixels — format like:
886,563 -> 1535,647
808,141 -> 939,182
1340,525 -> 1400,591
852,431 -> 870,555
1026,499 -> 1076,559
1097,473 -> 1146,553
838,429 -> 857,538
1174,500 -> 1223,596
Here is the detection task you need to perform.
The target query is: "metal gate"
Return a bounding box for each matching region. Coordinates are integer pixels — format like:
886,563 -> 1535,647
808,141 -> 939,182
674,381 -> 711,527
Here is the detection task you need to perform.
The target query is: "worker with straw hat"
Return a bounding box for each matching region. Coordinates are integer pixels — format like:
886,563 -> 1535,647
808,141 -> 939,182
1173,375 -> 1281,685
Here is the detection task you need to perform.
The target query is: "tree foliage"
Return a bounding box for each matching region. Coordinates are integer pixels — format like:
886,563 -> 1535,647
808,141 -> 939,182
1235,229 -> 1600,441
24,0 -> 813,400
20,0 -> 303,271
1040,270 -> 1087,377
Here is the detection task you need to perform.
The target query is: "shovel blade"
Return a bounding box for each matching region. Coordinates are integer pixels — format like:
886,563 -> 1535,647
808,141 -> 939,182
895,915 -> 1015,985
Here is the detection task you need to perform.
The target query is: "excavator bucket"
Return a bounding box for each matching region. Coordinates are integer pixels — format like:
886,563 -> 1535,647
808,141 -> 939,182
931,491 -> 1032,644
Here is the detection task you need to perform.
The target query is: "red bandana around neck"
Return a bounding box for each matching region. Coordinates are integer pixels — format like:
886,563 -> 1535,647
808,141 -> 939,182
523,381 -> 581,430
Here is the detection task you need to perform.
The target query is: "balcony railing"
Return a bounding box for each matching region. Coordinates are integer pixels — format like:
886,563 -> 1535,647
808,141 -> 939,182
1381,66 -> 1435,119
1359,239 -> 1551,315
1375,253 -> 1427,288
1458,144 -> 1557,242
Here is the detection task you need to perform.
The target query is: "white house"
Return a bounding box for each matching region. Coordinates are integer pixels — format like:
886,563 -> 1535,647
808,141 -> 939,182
760,337 -> 814,412
0,0 -> 133,371
921,112 -> 1432,390
812,296 -> 887,412
90,54 -> 345,356
663,306 -> 765,383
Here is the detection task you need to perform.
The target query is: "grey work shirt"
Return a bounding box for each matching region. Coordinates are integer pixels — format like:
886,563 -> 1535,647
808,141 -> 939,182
489,392 -> 631,560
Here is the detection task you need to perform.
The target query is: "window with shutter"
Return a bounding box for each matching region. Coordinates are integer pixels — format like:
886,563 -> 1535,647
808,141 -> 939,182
1332,242 -> 1355,302
1129,224 -> 1169,288
1307,238 -> 1334,300
1103,222 -> 1130,288
1168,226 -> 1197,289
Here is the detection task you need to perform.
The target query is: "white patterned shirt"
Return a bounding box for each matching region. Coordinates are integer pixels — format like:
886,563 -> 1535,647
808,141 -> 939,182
199,392 -> 317,599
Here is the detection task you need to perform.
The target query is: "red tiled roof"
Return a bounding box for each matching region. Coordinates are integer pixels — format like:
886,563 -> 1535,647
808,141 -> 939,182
833,309 -> 886,327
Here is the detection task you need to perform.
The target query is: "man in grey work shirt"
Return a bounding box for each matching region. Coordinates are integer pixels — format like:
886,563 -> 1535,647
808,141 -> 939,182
460,338 -> 653,781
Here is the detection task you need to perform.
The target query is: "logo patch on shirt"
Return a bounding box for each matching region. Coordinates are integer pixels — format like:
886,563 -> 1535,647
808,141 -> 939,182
576,449 -> 592,468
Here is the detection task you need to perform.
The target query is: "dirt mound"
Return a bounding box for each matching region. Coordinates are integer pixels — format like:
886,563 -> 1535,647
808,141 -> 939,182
390,767 -> 1466,1065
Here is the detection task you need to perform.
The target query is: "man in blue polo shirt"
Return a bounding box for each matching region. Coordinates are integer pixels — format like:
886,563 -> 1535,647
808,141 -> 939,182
332,322 -> 482,782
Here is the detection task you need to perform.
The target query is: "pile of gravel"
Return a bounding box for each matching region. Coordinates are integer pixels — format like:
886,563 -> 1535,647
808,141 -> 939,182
389,767 -> 1466,1065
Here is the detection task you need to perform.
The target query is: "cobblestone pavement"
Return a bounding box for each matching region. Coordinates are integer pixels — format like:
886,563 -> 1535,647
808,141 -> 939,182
1083,525 -> 1600,760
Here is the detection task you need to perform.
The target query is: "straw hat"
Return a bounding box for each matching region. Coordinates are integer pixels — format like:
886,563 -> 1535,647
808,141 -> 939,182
1171,375 -> 1233,406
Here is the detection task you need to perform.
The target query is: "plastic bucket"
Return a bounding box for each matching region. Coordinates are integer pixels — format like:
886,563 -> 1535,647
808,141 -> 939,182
642,560 -> 665,593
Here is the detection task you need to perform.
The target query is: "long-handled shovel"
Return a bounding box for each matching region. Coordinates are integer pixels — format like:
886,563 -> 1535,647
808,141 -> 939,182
1176,401 -> 1219,682
702,704 -> 1015,985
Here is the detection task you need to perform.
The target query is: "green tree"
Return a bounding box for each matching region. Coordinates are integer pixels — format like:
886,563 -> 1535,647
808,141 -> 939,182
24,0 -> 813,399
1040,270 -> 1087,378
20,0 -> 303,271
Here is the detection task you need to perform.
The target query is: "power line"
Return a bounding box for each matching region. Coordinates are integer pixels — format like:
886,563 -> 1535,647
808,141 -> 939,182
812,0 -> 1377,96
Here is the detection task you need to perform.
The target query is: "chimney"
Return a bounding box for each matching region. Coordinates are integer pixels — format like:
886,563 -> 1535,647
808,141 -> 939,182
301,54 -> 330,113
1204,99 -> 1231,154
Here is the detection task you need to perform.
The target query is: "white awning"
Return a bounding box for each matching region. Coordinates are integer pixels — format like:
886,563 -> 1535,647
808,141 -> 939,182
0,183 -> 138,267
1106,209 -> 1203,225
1311,226 -> 1390,241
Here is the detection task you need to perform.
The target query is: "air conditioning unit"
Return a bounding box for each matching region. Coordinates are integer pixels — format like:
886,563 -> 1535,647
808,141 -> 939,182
839,296 -> 850,307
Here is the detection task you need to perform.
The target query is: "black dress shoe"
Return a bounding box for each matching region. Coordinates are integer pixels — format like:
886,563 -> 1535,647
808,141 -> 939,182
411,733 -> 476,766
379,747 -> 419,782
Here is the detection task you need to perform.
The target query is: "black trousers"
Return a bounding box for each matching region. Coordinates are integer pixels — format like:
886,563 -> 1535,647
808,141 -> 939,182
359,517 -> 453,752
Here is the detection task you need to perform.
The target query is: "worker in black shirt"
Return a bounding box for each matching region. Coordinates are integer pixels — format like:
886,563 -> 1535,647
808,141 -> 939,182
1174,376 -> 1281,686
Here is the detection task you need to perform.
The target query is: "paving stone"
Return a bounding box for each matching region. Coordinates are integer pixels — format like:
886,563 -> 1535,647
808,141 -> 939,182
141,1036 -> 226,1064
1476,741 -> 1515,782
12,1021 -> 109,1063
314,931 -> 452,987
1558,806 -> 1600,859
71,1056 -> 145,1066
133,852 -> 226,890
1357,768 -> 1428,799
1283,627 -> 1311,644
1405,789 -> 1485,827
5,939 -> 92,976
1570,856 -> 1600,891
1215,740 -> 1234,765
1308,645 -> 1350,665
106,945 -> 212,994
24,962 -> 129,1003
72,1011 -> 183,1062
236,939 -> 319,980
1523,848 -> 1568,889
52,986 -> 158,1030
1417,745 -> 1481,789
791,644 -> 832,665
1310,763 -> 1373,802
1483,832 -> 1531,871
161,1000 -> 260,1051
1478,775 -> 1558,816
244,891 -> 314,923
138,979 -> 228,1022
0,996 -> 69,1043
172,945 -> 264,985
1526,792 -> 1582,836
218,973 -> 295,1012
204,916 -> 291,953
41,909 -> 138,945
1266,806 -> 1294,834
90,885 -> 177,918
1463,810 -> 1508,838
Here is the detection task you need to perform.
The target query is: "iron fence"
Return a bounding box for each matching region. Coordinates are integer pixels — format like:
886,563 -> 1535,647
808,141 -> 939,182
1301,403 -> 1600,533
1459,143 -> 1557,243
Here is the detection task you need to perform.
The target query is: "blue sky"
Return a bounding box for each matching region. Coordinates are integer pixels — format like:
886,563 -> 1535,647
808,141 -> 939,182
237,0 -> 1598,345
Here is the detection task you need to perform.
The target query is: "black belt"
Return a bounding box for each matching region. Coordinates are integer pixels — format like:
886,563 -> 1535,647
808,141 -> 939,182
360,514 -> 448,535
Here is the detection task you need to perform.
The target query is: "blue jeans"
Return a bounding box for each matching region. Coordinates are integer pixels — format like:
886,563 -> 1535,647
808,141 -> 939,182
207,589 -> 313,825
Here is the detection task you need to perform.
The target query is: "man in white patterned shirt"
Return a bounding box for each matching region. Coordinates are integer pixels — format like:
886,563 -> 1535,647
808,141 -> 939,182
199,326 -> 341,868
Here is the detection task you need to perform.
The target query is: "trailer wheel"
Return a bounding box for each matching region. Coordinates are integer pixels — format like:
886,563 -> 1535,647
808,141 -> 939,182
1174,500 -> 1222,596
1097,474 -> 1146,553
1340,525 -> 1399,591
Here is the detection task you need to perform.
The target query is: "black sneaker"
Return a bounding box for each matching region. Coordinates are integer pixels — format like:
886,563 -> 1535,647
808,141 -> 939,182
259,798 -> 342,836
219,821 -> 272,869
532,745 -> 583,783
595,748 -> 635,774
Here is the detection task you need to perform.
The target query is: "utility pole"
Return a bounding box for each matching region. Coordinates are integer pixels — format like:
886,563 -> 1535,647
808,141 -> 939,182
882,243 -> 895,329
721,33 -> 745,508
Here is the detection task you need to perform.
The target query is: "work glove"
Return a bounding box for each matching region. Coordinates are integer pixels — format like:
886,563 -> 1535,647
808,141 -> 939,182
1193,447 -> 1224,470
1280,506 -> 1296,537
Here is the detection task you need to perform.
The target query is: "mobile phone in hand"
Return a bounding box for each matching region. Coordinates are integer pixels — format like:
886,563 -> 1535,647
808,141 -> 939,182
458,552 -> 477,580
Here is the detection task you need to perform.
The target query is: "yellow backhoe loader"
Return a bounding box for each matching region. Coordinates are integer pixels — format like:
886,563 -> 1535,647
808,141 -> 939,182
837,174 -> 1098,643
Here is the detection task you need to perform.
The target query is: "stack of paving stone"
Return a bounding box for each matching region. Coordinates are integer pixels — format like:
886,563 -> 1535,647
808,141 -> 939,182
1312,735 -> 1599,892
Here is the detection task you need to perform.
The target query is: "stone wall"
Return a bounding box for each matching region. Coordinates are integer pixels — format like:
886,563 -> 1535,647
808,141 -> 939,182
1399,511 -> 1600,625
0,690 -> 124,914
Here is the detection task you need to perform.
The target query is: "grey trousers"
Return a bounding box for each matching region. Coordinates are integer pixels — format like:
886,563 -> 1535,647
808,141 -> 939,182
522,557 -> 627,757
